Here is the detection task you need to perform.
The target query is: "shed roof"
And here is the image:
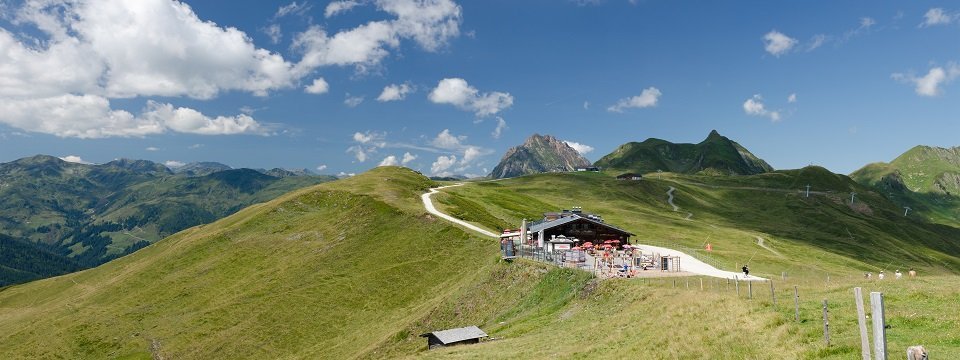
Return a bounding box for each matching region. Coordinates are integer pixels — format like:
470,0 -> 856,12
420,326 -> 488,344
528,214 -> 635,236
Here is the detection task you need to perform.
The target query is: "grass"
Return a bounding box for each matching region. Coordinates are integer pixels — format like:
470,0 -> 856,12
2,167 -> 959,358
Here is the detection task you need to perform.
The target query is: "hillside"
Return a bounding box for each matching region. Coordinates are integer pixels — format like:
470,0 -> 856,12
0,155 -> 335,285
851,145 -> 960,227
2,167 -> 960,358
594,130 -> 773,175
489,134 -> 591,178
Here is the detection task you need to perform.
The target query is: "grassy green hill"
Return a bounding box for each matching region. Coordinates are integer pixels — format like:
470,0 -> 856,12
2,167 -> 959,359
851,145 -> 960,227
594,130 -> 773,175
0,155 -> 335,285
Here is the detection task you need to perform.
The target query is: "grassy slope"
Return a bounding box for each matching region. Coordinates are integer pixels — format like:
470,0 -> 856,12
430,170 -> 960,358
3,167 -> 959,359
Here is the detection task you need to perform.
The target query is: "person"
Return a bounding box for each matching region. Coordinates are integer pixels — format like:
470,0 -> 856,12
895,270 -> 903,280
742,264 -> 750,278
909,268 -> 917,278
878,271 -> 885,280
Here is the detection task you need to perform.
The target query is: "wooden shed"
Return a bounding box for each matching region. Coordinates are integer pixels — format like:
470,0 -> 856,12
420,326 -> 488,349
616,173 -> 643,181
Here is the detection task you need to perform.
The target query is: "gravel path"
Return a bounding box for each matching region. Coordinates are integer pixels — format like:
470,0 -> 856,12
421,183 -> 499,238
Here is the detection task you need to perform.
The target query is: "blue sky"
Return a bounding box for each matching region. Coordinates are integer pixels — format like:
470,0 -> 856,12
0,0 -> 958,176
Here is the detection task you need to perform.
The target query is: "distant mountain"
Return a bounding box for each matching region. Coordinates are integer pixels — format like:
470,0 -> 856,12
489,134 -> 592,178
262,168 -> 316,178
0,155 -> 335,286
172,161 -> 233,176
851,145 -> 960,226
593,130 -> 773,175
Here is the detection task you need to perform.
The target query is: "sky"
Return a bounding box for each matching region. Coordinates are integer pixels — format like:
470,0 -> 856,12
0,0 -> 959,176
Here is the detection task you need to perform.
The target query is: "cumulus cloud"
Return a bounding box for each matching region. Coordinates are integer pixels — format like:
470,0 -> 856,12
607,87 -> 661,112
344,94 -> 365,107
402,152 -> 417,164
461,146 -> 483,165
145,146 -> 160,151
325,0 -> 361,18
743,94 -> 781,122
164,160 -> 186,168
431,129 -> 467,149
428,78 -> 514,117
787,93 -> 797,103
491,117 -> 507,139
431,155 -> 457,175
763,30 -> 797,57
305,78 -> 330,94
347,131 -> 386,162
0,0 -> 464,138
377,83 -> 413,102
378,155 -> 399,166
563,140 -> 594,155
921,8 -> 956,27
141,101 -> 270,135
316,164 -> 328,171
60,155 -> 91,164
892,64 -> 960,96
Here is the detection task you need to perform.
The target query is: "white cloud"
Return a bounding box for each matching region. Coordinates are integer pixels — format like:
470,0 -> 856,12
921,8 -> 955,27
378,155 -> 399,166
402,152 -> 417,164
344,94 -> 365,107
892,64 -> 960,97
164,160 -> 186,168
263,24 -> 282,44
742,94 -> 781,122
787,93 -> 797,103
347,131 -> 387,162
461,146 -> 483,165
607,87 -> 661,112
275,1 -> 312,18
316,164 -> 328,171
141,101 -> 270,135
59,155 -> 91,164
431,129 -> 466,149
0,0 -> 463,138
325,0 -> 361,18
583,101 -> 590,110
806,34 -> 828,51
491,117 -> 507,139
305,78 -> 330,94
292,0 -> 462,74
377,83 -> 413,102
563,140 -> 594,155
431,155 -> 457,175
428,78 -> 514,117
146,146 -> 160,151
337,171 -> 356,177
763,30 -> 797,57
188,143 -> 204,149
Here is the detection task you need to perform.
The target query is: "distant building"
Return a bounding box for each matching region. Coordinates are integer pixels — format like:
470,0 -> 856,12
616,173 -> 643,181
526,207 -> 634,247
575,166 -> 600,172
420,326 -> 488,349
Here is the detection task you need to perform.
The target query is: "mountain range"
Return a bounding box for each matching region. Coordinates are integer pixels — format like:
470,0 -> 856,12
0,155 -> 334,286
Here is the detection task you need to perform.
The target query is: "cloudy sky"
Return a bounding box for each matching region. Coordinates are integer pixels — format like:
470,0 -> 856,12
0,0 -> 958,176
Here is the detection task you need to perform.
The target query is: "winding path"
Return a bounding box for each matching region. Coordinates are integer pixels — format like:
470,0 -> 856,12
756,236 -> 783,258
421,183 -> 499,238
666,187 -> 680,211
421,184 -> 765,281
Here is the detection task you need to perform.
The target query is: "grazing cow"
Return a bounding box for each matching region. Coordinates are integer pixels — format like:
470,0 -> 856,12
907,345 -> 927,360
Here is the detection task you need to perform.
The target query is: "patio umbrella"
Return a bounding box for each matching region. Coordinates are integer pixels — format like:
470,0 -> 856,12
572,246 -> 582,250
582,242 -> 594,248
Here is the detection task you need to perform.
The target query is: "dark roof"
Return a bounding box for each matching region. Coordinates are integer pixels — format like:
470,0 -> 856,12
617,173 -> 643,178
420,326 -> 488,344
527,214 -> 635,236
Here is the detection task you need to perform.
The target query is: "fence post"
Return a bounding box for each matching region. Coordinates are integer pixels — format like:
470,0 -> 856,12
870,292 -> 886,360
781,271 -> 786,281
748,281 -> 753,299
735,276 -> 740,297
673,279 -> 676,288
794,286 -> 800,322
686,278 -> 689,289
822,299 -> 830,346
854,287 -> 871,360
700,278 -> 703,291
770,281 -> 776,308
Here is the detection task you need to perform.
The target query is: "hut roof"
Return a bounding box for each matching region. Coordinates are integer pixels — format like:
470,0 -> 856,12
420,326 -> 488,344
528,214 -> 635,236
